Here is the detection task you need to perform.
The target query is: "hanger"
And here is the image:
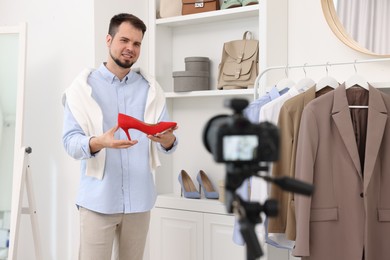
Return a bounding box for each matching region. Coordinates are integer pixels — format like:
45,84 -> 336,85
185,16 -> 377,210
345,60 -> 369,90
294,64 -> 315,92
346,61 -> 369,109
316,63 -> 339,91
276,78 -> 295,91
275,65 -> 295,91
345,74 -> 369,90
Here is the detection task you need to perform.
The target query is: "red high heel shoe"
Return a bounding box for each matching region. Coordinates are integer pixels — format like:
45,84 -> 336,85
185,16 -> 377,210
118,113 -> 177,140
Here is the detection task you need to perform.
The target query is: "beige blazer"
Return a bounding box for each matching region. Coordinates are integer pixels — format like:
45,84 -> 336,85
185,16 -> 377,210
269,86 -> 333,240
268,86 -> 317,239
293,84 -> 390,260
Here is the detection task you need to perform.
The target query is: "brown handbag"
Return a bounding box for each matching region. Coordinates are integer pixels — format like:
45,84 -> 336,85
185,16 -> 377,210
182,0 -> 220,15
217,31 -> 259,90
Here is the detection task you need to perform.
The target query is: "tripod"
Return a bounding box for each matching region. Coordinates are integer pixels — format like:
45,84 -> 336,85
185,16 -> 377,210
224,163 -> 313,260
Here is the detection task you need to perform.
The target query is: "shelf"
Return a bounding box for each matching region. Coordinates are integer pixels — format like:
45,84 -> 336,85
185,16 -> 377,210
156,5 -> 259,27
155,193 -> 231,215
165,88 -> 254,98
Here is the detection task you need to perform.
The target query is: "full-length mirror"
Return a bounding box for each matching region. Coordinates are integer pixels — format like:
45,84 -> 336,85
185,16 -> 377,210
321,0 -> 390,57
0,24 -> 26,259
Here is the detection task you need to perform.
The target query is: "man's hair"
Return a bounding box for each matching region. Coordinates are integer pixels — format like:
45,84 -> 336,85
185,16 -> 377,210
108,13 -> 147,37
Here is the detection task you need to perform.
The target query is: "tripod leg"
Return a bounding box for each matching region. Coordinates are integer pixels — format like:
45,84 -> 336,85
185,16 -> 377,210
240,219 -> 263,260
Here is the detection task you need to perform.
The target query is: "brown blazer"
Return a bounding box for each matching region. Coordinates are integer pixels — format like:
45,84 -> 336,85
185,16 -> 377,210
293,84 -> 390,260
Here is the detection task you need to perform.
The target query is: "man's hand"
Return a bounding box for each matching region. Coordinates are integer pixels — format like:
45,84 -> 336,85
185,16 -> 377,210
147,125 -> 178,150
89,125 -> 138,153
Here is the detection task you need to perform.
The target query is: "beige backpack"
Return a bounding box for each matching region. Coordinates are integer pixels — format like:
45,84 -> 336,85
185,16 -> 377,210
217,31 -> 259,90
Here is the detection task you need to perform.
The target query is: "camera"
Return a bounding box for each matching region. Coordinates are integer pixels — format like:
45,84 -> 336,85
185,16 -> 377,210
203,98 -> 313,260
203,98 -> 281,202
203,99 -> 279,164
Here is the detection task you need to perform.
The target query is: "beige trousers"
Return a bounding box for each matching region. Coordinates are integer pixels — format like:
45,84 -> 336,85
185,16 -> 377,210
79,207 -> 150,260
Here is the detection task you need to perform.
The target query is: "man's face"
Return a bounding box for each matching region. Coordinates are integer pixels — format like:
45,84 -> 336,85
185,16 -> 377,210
106,22 -> 143,69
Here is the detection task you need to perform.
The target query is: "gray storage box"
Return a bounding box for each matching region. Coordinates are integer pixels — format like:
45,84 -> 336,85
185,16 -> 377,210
173,71 -> 210,92
185,57 -> 210,72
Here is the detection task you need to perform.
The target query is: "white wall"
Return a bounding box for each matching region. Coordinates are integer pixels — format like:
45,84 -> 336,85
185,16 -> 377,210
0,0 -> 389,259
0,0 -> 94,259
0,0 -> 148,259
286,0 -> 390,85
94,0 -> 149,69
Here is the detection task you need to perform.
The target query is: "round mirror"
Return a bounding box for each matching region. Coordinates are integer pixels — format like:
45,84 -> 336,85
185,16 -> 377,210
321,0 -> 390,57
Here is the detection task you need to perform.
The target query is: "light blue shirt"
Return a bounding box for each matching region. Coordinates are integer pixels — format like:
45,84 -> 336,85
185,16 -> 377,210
62,64 -> 177,214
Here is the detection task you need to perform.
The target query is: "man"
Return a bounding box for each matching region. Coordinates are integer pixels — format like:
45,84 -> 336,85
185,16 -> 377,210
62,13 -> 178,260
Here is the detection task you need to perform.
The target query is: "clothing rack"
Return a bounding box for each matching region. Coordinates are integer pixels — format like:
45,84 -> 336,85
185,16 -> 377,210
254,57 -> 390,99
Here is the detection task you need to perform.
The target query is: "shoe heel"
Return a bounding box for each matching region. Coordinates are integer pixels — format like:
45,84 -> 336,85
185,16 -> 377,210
178,170 -> 200,199
124,129 -> 131,140
196,170 -> 219,199
118,126 -> 132,140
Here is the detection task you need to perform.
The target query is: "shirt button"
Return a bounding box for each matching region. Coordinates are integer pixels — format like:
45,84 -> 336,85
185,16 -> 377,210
360,192 -> 364,198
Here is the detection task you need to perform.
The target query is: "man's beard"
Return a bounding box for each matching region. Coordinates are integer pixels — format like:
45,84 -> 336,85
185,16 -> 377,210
110,52 -> 134,69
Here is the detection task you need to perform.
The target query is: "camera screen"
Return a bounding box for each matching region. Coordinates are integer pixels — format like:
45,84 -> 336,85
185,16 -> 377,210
223,135 -> 258,161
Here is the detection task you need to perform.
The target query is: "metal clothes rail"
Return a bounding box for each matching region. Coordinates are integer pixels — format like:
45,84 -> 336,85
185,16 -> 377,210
254,57 -> 390,99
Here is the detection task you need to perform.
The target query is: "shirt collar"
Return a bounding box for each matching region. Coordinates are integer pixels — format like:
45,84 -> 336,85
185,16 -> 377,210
98,63 -> 131,84
268,86 -> 282,100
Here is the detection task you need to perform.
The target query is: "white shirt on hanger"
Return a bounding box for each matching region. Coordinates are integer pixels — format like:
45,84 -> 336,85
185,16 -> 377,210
258,87 -> 301,125
251,86 -> 303,250
251,87 -> 301,203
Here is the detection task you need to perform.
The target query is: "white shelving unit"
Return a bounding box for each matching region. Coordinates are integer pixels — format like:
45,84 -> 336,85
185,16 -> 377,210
155,4 -> 259,26
148,0 -> 288,202
147,1 -> 290,259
